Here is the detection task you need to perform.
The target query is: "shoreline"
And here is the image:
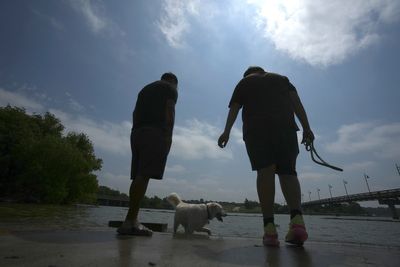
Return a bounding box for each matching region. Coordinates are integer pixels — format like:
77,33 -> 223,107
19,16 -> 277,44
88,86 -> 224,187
1,202 -> 395,219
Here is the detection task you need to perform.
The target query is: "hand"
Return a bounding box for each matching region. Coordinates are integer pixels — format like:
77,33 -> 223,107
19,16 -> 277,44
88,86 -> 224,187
301,128 -> 314,146
218,132 -> 230,148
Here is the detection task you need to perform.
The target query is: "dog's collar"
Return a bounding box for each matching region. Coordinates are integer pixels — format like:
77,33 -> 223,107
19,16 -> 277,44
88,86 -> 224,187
206,204 -> 211,220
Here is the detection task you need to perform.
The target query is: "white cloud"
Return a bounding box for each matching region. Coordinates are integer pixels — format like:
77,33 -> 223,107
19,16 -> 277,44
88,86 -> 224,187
49,108 -> 132,155
165,164 -> 186,174
155,0 -> 400,63
70,0 -> 106,33
248,0 -> 400,66
65,92 -> 85,112
100,172 -> 130,192
157,0 -> 201,48
231,127 -> 244,145
343,161 -> 376,172
69,0 -> 124,36
0,88 -> 44,112
298,171 -> 336,181
146,177 -> 193,199
326,122 -> 400,159
65,92 -> 84,112
147,176 -> 248,202
171,119 -> 233,160
69,98 -> 84,112
32,9 -> 64,31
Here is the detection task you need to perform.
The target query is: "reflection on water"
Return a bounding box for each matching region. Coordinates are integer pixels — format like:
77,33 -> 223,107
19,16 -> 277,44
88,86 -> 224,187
0,203 -> 112,230
1,204 -> 399,247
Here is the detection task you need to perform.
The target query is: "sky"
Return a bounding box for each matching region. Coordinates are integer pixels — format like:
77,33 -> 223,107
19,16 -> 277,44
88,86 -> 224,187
1,0 -> 400,207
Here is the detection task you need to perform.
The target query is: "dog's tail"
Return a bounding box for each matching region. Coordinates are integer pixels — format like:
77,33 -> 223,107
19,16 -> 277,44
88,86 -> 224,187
166,192 -> 182,208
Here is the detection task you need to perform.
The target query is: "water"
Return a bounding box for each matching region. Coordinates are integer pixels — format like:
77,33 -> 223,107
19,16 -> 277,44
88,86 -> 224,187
1,204 -> 399,247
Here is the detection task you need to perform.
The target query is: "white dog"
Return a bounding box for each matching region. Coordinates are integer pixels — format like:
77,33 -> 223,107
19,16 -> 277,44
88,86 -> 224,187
167,192 -> 227,235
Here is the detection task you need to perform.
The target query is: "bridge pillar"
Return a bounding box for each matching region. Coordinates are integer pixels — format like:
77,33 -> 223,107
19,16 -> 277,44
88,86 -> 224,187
388,203 -> 399,220
379,199 -> 400,220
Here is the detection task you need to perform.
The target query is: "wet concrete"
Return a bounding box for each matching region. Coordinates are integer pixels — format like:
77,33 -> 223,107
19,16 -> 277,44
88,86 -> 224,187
0,228 -> 399,267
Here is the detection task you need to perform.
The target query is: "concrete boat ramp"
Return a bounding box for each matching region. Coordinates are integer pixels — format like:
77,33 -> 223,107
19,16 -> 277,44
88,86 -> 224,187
1,229 -> 399,267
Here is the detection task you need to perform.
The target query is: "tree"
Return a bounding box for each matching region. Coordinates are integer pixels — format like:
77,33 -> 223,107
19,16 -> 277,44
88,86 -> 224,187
98,185 -> 123,196
244,198 -> 259,209
244,198 -> 250,209
0,106 -> 102,204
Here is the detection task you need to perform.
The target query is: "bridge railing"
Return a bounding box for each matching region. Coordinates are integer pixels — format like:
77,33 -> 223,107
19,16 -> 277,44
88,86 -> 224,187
302,188 -> 400,206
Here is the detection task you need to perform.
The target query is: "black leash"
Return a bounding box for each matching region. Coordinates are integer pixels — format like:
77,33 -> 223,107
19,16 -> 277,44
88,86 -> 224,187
305,142 -> 343,172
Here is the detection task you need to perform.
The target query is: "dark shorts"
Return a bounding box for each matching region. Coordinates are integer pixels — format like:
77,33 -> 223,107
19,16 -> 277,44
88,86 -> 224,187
130,127 -> 172,180
244,130 -> 299,175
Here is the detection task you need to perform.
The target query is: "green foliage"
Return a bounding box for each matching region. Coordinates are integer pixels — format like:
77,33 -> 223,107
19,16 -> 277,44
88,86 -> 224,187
0,106 -> 102,204
141,195 -> 172,210
98,185 -> 126,197
97,185 -> 172,209
244,198 -> 259,209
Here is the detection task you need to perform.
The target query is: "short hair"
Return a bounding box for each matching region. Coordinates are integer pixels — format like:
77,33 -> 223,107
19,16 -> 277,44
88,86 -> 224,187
243,66 -> 265,78
161,72 -> 178,84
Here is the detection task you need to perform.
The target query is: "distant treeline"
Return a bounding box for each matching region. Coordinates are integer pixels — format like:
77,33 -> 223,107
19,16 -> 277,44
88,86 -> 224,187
0,106 -> 102,204
98,186 -> 128,198
97,186 -> 285,212
98,186 -> 396,216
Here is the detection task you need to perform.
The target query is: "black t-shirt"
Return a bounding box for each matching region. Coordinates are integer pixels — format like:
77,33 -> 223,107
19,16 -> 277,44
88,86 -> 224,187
229,72 -> 299,139
132,80 -> 178,130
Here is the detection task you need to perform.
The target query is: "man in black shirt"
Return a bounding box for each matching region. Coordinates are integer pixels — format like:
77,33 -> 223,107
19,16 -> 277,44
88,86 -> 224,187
218,66 -> 314,246
118,72 -> 178,236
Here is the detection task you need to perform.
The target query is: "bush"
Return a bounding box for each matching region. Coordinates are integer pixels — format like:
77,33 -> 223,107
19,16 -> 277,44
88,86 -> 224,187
0,106 -> 102,204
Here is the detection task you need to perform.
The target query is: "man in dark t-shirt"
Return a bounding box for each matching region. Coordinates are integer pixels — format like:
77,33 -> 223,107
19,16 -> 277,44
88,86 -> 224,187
118,72 -> 178,236
218,66 -> 314,246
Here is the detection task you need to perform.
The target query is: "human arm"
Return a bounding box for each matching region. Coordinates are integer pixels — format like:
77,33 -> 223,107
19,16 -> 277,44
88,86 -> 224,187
218,103 -> 241,148
289,90 -> 314,145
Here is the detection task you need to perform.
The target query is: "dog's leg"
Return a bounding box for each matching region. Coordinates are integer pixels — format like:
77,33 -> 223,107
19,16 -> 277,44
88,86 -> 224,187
173,217 -> 179,234
198,227 -> 212,236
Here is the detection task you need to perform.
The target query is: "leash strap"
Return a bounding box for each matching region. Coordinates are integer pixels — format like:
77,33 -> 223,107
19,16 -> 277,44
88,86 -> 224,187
305,142 -> 343,172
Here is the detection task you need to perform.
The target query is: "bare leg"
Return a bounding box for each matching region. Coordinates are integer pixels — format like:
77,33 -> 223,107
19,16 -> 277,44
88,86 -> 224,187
124,175 -> 150,223
279,174 -> 308,244
257,165 -> 277,218
278,174 -> 301,211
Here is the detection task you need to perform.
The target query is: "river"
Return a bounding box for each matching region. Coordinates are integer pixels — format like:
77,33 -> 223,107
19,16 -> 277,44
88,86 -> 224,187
0,204 -> 399,247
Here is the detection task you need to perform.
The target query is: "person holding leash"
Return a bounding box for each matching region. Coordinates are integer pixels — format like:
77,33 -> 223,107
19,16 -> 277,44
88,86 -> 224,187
218,66 -> 314,246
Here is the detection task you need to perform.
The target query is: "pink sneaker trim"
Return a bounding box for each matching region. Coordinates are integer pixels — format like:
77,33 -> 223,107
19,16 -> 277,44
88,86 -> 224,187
263,233 -> 280,247
291,224 -> 306,230
286,224 -> 308,244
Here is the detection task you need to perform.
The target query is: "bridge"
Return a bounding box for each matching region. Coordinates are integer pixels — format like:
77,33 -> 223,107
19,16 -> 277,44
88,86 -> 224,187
301,188 -> 400,219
